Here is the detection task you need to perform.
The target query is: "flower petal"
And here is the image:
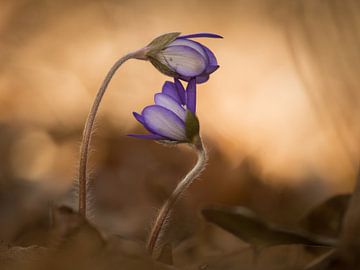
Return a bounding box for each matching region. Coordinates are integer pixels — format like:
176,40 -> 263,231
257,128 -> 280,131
162,81 -> 182,104
174,79 -> 186,105
177,74 -> 209,84
176,65 -> 218,84
206,65 -> 219,74
142,105 -> 186,141
133,112 -> 145,125
154,93 -> 186,121
178,33 -> 223,39
160,45 -> 206,77
127,134 -> 166,140
195,74 -> 210,84
168,39 -> 208,65
202,46 -> 219,72
186,40 -> 218,73
186,78 -> 197,114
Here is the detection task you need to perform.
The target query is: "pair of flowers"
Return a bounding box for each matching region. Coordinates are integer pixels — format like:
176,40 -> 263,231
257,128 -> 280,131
130,33 -> 221,143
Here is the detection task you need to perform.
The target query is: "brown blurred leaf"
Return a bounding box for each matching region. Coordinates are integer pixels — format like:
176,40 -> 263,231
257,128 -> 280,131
305,250 -> 334,270
300,194 -> 350,238
202,205 -> 336,249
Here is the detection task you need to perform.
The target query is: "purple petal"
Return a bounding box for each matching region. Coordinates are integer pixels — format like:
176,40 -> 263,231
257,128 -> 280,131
160,45 -> 206,77
177,74 -> 191,82
127,134 -> 166,140
174,79 -> 186,105
195,75 -> 210,84
162,81 -> 182,104
176,65 -> 218,84
168,39 -> 208,65
206,65 -> 219,74
142,105 -> 186,141
178,33 -> 223,39
154,93 -> 186,121
202,46 -> 218,70
187,40 -> 218,73
177,74 -> 209,84
178,65 -> 218,84
186,78 -> 197,114
133,112 -> 145,125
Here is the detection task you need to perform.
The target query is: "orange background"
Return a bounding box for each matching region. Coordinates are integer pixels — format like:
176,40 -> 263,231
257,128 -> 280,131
0,0 -> 359,240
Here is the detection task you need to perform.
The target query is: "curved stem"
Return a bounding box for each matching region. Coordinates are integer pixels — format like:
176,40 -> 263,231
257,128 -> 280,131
147,137 -> 208,257
78,49 -> 147,217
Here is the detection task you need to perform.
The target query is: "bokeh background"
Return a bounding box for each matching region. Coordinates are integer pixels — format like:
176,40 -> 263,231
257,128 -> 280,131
0,0 -> 359,251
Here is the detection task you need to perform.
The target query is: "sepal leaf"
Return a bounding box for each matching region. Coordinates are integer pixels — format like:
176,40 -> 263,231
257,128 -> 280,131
185,110 -> 200,142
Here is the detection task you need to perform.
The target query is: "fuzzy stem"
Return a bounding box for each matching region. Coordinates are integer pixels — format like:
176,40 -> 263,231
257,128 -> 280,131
78,49 -> 147,217
147,136 -> 208,257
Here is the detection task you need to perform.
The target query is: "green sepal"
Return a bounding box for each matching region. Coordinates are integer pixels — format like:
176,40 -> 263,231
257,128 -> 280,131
148,56 -> 178,77
185,110 -> 200,143
146,32 -> 181,77
146,32 -> 181,55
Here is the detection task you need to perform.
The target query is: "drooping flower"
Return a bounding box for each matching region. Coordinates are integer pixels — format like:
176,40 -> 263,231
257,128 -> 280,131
145,32 -> 222,84
129,78 -> 199,143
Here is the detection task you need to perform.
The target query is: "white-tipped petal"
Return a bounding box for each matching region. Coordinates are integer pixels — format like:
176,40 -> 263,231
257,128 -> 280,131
154,93 -> 186,121
159,45 -> 206,77
142,105 -> 186,141
169,39 -> 208,63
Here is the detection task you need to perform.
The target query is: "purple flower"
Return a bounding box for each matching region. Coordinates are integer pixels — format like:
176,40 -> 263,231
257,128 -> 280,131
129,78 -> 199,143
146,32 -> 222,84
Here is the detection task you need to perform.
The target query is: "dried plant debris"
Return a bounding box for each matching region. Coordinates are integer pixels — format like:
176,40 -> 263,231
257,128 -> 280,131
0,244 -> 47,269
197,246 -> 319,270
0,200 -> 357,270
0,206 -> 174,270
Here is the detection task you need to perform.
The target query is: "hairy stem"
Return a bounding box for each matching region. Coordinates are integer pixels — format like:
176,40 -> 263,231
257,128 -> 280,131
78,49 -> 147,217
147,137 -> 208,257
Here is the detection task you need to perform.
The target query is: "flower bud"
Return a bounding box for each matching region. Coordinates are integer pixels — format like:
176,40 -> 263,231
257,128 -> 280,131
145,32 -> 222,84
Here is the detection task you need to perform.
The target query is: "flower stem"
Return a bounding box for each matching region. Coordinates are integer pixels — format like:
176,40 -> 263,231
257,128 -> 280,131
147,136 -> 208,257
78,48 -> 147,217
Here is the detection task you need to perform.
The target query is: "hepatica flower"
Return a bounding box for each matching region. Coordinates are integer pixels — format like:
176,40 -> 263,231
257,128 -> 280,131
145,32 -> 222,84
77,31 -> 220,218
129,78 -> 199,144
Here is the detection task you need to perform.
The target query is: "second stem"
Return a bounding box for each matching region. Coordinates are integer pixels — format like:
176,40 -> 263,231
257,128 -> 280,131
147,137 -> 208,257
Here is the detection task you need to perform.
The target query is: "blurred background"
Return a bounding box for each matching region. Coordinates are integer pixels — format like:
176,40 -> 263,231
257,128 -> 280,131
0,0 -> 359,249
